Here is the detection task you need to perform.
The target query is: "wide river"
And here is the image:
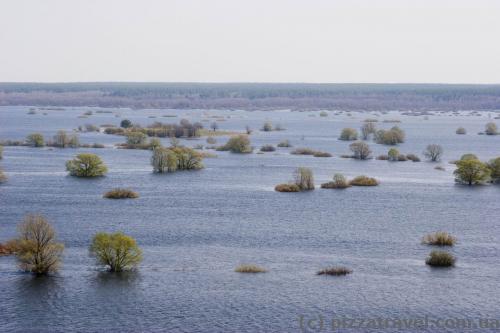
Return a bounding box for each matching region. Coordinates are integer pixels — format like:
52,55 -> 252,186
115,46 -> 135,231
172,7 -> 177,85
1,106 -> 499,332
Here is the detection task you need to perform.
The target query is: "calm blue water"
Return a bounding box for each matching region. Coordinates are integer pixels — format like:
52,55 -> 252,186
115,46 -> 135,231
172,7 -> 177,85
1,106 -> 500,332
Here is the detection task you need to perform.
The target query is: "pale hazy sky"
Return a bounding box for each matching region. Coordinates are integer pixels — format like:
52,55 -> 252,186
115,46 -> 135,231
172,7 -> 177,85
1,0 -> 500,83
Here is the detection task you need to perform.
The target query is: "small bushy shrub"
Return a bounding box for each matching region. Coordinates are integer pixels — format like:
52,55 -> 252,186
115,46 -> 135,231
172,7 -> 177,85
275,183 -> 301,192
0,169 -> 6,183
206,137 -> 217,144
485,122 -> 498,135
261,122 -> 273,131
339,128 -> 358,141
26,133 -> 45,147
456,127 -> 466,135
217,135 -> 252,153
388,148 -> 399,161
426,250 -> 456,267
66,153 -> 108,177
90,232 -> 142,272
291,148 -> 316,155
361,122 -> 377,140
235,264 -> 267,273
422,232 -> 456,246
317,266 -> 352,276
120,119 -> 132,128
126,131 -> 148,145
313,151 -> 332,157
321,173 -> 350,189
277,140 -> 292,147
260,144 -> 276,152
349,175 -> 379,186
103,188 -> 139,199
406,154 -> 421,162
488,157 -> 500,183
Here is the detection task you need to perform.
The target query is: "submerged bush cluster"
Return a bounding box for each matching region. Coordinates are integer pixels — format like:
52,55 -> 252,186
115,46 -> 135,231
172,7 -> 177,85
426,250 -> 456,267
103,188 -> 139,199
349,175 -> 379,186
275,167 -> 314,192
374,126 -> 405,145
66,153 -> 108,177
217,135 -> 253,153
317,266 -> 352,276
151,146 -> 204,173
321,173 -> 351,189
235,264 -> 267,273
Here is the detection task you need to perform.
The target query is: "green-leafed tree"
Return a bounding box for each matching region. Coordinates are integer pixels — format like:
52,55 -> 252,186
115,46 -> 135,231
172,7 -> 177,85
90,232 -> 142,272
454,159 -> 491,186
66,153 -> 108,177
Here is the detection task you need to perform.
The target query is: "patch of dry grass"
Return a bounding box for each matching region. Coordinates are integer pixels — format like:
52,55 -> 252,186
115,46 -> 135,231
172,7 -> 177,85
235,264 -> 267,273
349,176 -> 379,186
422,232 -> 456,246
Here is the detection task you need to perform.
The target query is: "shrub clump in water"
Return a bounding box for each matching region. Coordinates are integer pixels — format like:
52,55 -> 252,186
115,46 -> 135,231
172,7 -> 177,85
321,173 -> 351,189
90,232 -> 142,272
425,250 -> 456,267
274,183 -> 301,192
277,140 -> 292,148
349,175 -> 379,186
13,214 -> 64,275
217,135 -> 253,153
317,266 -> 352,276
260,144 -> 276,152
66,153 -> 108,177
152,146 -> 204,173
103,188 -> 139,199
422,232 -> 456,246
235,264 -> 267,273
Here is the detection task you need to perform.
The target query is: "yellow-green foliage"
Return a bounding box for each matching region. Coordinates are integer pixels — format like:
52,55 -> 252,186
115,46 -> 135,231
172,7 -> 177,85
14,214 -> 64,275
374,126 -> 405,145
103,188 -> 139,199
321,173 -> 351,189
488,157 -> 500,183
339,128 -> 358,141
218,135 -> 253,153
26,133 -> 45,147
151,146 -> 203,173
349,175 -> 379,186
317,266 -> 352,276
90,232 -> 142,272
454,159 -> 491,185
66,153 -> 108,177
422,232 -> 456,246
235,264 -> 267,273
426,250 -> 456,267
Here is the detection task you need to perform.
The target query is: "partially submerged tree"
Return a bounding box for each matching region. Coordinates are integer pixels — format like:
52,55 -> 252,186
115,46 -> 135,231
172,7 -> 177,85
294,167 -> 315,191
126,131 -> 148,145
210,122 -> 218,132
339,128 -> 358,141
455,127 -> 466,135
53,130 -> 79,148
66,153 -> 108,177
361,122 -> 377,140
485,122 -> 498,135
321,173 -> 351,189
454,159 -> 491,185
387,148 -> 399,161
14,214 -> 64,275
89,232 -> 142,272
261,122 -> 273,132
120,119 -> 132,128
151,146 -> 203,173
487,157 -> 500,183
26,133 -> 45,147
374,126 -> 405,145
349,141 -> 372,160
218,135 -> 252,153
424,144 -> 443,162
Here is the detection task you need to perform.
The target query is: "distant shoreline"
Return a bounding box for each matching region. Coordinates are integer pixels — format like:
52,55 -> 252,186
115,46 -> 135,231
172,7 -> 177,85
1,82 -> 500,111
